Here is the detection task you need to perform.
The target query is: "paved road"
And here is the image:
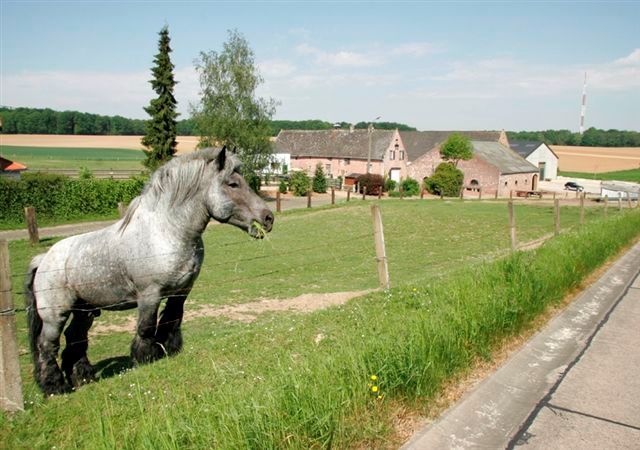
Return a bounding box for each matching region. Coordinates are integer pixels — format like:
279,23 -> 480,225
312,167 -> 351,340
402,242 -> 640,449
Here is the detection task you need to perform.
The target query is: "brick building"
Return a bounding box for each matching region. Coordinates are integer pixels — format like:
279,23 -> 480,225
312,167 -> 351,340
402,131 -> 538,197
274,128 -> 408,183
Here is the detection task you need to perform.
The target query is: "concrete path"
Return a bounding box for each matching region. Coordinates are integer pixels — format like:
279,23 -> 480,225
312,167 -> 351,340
403,242 -> 640,450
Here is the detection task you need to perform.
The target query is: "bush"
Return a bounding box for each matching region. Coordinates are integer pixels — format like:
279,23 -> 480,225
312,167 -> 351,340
0,172 -> 146,226
356,173 -> 384,195
289,171 -> 311,196
278,180 -> 288,194
312,163 -> 327,193
424,163 -> 463,196
383,178 -> 396,193
244,171 -> 261,193
399,177 -> 420,197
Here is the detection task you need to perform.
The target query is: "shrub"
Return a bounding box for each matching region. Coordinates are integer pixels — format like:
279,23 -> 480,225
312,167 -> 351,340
400,177 -> 420,196
245,171 -> 261,193
356,173 -> 384,195
0,172 -> 146,226
425,163 -> 463,196
79,167 -> 94,180
312,163 -> 327,193
289,171 -> 311,196
278,180 -> 288,194
383,177 -> 396,193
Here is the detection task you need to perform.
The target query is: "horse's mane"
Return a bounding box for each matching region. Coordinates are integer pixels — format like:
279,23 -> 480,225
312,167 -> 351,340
119,147 -> 233,232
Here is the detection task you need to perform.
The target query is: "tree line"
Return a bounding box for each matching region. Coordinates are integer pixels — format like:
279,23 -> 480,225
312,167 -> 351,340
0,106 -> 417,137
507,128 -> 640,147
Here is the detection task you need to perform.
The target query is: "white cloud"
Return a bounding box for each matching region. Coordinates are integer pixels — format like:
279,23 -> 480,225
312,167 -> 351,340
258,59 -> 297,78
613,48 -> 640,66
295,43 -> 381,67
391,42 -> 441,57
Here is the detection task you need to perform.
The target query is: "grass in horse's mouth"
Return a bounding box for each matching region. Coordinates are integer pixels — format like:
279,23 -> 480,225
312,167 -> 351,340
252,221 -> 268,239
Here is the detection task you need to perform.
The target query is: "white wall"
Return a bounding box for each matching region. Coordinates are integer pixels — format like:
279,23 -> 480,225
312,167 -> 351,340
526,144 -> 558,180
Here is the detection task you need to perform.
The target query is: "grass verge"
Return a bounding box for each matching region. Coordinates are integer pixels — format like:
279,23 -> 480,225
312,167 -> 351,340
1,204 -> 638,449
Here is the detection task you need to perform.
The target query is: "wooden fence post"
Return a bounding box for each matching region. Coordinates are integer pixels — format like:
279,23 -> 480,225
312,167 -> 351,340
478,187 -> 482,201
618,195 -> 622,211
627,193 -> 632,209
553,192 -> 556,201
459,187 -> 464,200
117,202 -> 127,218
494,189 -> 498,200
604,195 -> 608,217
554,199 -> 560,236
276,190 -> 282,213
347,189 -> 351,202
307,190 -> 312,208
331,187 -> 335,205
508,200 -> 516,252
378,188 -> 382,200
400,186 -> 404,200
420,188 -> 425,199
509,190 -> 513,200
370,205 -> 390,290
24,207 -> 39,245
362,186 -> 367,201
0,240 -> 24,413
580,193 -> 585,225
440,191 -> 444,200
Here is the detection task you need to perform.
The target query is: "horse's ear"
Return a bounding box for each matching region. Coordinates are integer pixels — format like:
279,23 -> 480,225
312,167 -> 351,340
216,146 -> 227,171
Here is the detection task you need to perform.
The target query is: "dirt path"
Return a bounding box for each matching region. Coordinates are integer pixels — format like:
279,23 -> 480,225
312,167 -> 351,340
91,289 -> 378,335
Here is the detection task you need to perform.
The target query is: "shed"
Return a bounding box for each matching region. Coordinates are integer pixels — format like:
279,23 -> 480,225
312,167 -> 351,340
0,156 -> 28,179
509,140 -> 559,180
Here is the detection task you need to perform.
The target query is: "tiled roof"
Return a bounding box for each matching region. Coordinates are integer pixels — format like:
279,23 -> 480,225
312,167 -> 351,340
0,156 -> 27,171
471,141 -> 538,174
274,129 -> 395,160
509,140 -> 544,158
400,130 -> 503,161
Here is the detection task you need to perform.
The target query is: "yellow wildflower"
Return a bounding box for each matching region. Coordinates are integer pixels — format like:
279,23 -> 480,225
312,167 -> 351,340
370,375 -> 378,381
371,386 -> 378,393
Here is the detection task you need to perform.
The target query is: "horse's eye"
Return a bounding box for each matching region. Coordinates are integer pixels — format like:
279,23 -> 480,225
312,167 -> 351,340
228,182 -> 239,188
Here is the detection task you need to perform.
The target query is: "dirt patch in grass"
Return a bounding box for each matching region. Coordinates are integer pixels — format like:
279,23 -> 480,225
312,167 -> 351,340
91,289 -> 377,335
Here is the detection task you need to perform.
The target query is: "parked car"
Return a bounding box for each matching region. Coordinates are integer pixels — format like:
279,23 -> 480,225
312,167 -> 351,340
564,181 -> 584,192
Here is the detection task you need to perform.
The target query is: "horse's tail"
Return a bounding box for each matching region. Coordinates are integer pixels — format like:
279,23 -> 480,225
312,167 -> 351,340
25,254 -> 46,366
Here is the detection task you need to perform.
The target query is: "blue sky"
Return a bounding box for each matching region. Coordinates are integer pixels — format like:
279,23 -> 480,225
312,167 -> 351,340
2,1 -> 639,131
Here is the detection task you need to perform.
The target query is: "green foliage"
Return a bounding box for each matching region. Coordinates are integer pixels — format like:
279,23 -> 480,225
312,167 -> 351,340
78,166 -> 94,179
0,173 -> 146,226
289,170 -> 310,196
506,127 -> 640,147
440,133 -> 473,166
192,29 -> 278,174
278,179 -> 287,194
400,177 -> 420,196
312,162 -> 327,193
353,121 -> 417,131
425,162 -> 464,196
357,173 -> 384,195
141,26 -> 179,171
245,171 -> 261,193
383,177 -> 397,192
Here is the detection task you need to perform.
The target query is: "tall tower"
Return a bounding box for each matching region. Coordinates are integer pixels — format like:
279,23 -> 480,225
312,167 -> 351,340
579,72 -> 587,134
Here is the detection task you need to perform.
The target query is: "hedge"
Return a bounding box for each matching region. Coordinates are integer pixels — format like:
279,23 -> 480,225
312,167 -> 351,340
0,173 -> 146,226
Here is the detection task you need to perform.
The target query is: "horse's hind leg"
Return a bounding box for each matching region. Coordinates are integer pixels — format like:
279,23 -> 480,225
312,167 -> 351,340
155,295 -> 187,356
36,309 -> 71,395
131,300 -> 164,364
61,309 -> 97,387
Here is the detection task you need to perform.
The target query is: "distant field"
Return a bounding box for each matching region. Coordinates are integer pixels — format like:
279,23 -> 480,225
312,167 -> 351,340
559,168 -> 640,183
551,145 -> 640,172
0,145 -> 146,170
0,134 -> 199,153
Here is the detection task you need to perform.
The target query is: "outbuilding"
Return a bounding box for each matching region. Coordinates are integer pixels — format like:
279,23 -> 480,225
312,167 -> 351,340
509,140 -> 559,180
0,156 -> 28,179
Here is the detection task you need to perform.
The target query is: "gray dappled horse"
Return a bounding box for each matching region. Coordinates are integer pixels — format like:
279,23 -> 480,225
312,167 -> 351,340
25,147 -> 274,395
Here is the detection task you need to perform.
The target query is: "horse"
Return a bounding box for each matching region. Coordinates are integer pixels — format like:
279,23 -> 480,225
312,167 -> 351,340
24,147 -> 274,395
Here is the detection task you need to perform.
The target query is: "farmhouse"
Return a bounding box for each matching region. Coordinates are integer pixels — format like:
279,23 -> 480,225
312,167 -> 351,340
509,140 -> 558,180
0,156 -> 27,179
406,137 -> 538,197
274,128 -> 408,183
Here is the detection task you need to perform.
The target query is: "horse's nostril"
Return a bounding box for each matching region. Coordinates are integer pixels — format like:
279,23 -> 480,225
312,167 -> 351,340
264,211 -> 274,230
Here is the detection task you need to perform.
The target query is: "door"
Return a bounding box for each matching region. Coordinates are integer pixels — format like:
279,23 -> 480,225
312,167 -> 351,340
389,168 -> 400,183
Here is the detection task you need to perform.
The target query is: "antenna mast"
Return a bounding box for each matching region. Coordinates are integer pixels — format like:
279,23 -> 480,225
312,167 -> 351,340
579,72 -> 587,134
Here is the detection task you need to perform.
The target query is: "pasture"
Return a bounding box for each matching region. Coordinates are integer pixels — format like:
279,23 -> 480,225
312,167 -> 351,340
559,168 -> 640,183
2,200 -> 639,448
0,145 -> 145,171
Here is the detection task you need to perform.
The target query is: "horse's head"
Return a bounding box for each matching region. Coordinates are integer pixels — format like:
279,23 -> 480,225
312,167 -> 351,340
205,147 -> 274,238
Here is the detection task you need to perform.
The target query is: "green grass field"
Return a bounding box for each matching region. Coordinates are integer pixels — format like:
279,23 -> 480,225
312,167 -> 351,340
0,145 -> 145,170
559,168 -> 640,183
2,201 -> 638,449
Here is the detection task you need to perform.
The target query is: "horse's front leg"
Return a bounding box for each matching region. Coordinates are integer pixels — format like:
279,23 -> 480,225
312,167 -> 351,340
61,308 -> 98,387
131,294 -> 164,364
155,294 -> 187,356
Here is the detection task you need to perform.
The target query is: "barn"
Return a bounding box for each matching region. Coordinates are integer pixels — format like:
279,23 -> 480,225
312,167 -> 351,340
509,140 -> 559,180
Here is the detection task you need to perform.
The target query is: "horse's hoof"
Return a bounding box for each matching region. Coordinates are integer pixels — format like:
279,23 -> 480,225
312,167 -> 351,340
70,359 -> 96,387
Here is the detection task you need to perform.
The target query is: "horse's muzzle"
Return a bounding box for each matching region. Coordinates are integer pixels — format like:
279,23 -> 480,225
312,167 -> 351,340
262,209 -> 274,232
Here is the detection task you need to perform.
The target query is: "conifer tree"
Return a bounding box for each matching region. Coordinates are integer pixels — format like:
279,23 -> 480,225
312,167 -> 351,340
142,25 -> 178,171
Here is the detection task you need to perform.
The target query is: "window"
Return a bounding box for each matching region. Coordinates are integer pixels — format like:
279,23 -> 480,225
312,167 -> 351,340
515,180 -> 518,186
399,150 -> 405,160
325,164 -> 331,175
390,150 -> 395,160
344,158 -> 350,165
